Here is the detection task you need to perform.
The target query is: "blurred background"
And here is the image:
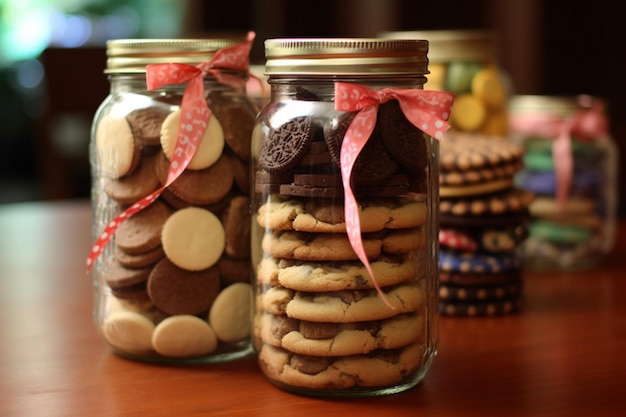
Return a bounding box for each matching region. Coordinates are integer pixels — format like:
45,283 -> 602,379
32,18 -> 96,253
1,0 -> 624,214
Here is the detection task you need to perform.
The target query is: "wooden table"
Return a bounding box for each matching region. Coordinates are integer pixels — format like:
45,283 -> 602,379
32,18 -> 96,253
1,200 -> 625,417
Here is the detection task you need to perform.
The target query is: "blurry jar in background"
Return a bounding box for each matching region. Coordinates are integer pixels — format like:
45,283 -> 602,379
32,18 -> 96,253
382,30 -> 512,137
88,36 -> 258,362
510,95 -> 618,269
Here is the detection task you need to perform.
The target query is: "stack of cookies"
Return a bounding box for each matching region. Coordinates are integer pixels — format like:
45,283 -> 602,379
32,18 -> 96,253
94,91 -> 258,359
253,98 -> 435,390
437,132 -> 534,316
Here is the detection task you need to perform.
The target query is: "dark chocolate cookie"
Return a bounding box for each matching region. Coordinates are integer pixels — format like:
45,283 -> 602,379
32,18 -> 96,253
351,123 -> 398,186
324,112 -> 356,167
259,116 -> 315,173
379,100 -> 427,171
147,258 -> 220,316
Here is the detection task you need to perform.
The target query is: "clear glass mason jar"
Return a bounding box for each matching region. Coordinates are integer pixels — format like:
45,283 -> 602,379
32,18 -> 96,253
251,38 -> 453,396
510,95 -> 618,269
383,30 -> 512,138
88,37 -> 258,362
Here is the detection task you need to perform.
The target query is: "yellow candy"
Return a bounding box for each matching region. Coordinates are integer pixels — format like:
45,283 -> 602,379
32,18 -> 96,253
449,94 -> 486,132
471,67 -> 507,109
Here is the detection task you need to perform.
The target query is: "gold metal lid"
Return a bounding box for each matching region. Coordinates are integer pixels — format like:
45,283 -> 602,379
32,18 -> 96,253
381,30 -> 498,63
105,38 -> 241,74
510,95 -> 579,117
264,38 -> 429,76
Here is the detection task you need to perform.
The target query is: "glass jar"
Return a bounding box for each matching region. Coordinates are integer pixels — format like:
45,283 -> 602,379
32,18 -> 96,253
87,36 -> 258,362
510,95 -> 618,269
251,38 -> 454,396
383,30 -> 511,138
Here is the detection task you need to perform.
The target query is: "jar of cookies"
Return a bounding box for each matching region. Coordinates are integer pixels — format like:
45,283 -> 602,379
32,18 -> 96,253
251,38 -> 454,396
383,30 -> 512,137
87,34 -> 258,362
510,95 -> 618,269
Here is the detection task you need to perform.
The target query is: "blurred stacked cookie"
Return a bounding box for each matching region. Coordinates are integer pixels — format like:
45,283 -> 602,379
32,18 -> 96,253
437,132 -> 534,316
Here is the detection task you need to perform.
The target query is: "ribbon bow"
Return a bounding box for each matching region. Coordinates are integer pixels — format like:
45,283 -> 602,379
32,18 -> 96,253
334,82 -> 454,308
86,32 -> 256,272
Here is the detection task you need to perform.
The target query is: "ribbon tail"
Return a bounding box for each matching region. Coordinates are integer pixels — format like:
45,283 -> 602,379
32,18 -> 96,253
552,120 -> 574,214
340,107 -> 396,310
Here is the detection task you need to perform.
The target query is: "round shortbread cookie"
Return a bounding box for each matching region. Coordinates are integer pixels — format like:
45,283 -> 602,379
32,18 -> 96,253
439,281 -> 523,301
101,310 -> 155,353
115,244 -> 165,269
96,114 -> 141,178
285,283 -> 425,323
440,159 -> 523,186
278,314 -> 424,356
221,196 -> 251,260
161,207 -> 225,271
147,258 -> 221,315
105,153 -> 161,205
115,200 -> 172,254
261,230 -> 382,262
270,252 -> 423,292
152,315 -> 218,357
154,151 -> 234,207
160,108 -> 225,170
439,188 -> 534,217
439,178 -> 513,198
439,248 -> 520,274
440,132 -> 525,172
126,106 -> 169,146
439,296 -> 523,317
209,283 -> 252,343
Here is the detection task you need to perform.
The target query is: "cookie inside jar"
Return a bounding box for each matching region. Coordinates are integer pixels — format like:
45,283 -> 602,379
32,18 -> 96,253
252,86 -> 438,395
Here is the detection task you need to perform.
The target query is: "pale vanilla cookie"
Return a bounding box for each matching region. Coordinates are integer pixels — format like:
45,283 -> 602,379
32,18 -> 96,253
257,195 -> 427,233
259,341 -> 422,390
208,283 -> 252,343
160,108 -> 225,170
278,314 -> 424,356
161,207 -> 225,271
285,283 -> 425,323
265,252 -> 424,292
151,315 -> 218,357
262,230 -> 382,262
96,114 -> 141,178
101,310 -> 155,354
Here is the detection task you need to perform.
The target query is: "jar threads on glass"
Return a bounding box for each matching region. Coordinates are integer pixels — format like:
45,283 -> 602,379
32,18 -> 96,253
88,35 -> 258,362
510,94 -> 618,269
250,38 -> 454,396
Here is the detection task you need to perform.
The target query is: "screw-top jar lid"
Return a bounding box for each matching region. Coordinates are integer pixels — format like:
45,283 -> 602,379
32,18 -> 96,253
105,38 -> 241,74
264,38 -> 429,76
381,30 -> 498,63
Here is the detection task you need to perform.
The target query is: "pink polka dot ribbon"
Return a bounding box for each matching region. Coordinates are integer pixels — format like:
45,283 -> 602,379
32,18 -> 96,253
86,33 -> 256,273
510,97 -> 608,213
334,82 -> 454,308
